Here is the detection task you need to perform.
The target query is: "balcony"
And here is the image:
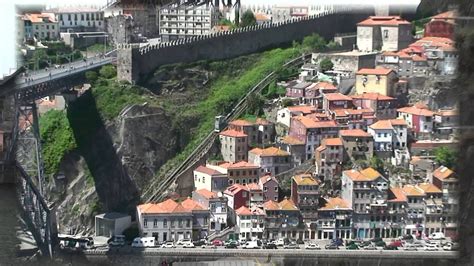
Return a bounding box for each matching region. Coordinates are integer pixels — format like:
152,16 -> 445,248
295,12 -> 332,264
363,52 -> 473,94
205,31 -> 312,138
370,199 -> 387,207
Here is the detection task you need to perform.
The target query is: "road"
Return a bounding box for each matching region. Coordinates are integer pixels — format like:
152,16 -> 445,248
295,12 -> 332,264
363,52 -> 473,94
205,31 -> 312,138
15,55 -> 115,90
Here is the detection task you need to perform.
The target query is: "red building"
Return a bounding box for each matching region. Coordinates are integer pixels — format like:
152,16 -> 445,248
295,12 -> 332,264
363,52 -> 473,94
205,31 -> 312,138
323,93 -> 354,113
223,184 -> 250,211
424,11 -> 456,40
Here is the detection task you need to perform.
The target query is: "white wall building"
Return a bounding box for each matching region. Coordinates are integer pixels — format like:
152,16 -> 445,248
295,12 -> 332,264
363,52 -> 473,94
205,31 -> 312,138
367,119 -> 408,151
49,7 -> 105,32
22,13 -> 59,40
235,206 -> 265,240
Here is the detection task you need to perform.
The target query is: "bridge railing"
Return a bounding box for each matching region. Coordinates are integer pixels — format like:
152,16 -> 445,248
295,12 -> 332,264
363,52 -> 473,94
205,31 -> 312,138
144,53 -> 311,203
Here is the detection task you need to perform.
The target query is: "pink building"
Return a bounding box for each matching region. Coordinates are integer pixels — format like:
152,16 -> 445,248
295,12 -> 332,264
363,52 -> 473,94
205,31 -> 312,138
259,175 -> 279,202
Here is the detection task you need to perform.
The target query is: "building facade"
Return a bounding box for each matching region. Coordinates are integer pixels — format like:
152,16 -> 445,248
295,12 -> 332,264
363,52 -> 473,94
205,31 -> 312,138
219,129 -> 248,162
355,68 -> 398,97
248,147 -> 292,176
192,189 -> 229,233
356,16 -> 412,52
50,7 -> 105,32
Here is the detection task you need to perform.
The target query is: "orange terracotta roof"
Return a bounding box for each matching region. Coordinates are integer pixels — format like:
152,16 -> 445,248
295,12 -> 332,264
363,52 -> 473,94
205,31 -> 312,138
351,93 -> 395,101
229,119 -> 254,127
344,168 -> 382,182
260,175 -> 278,185
281,135 -> 305,145
333,108 -> 374,117
402,185 -> 425,197
358,16 -> 411,26
249,147 -> 290,157
23,13 -> 57,23
293,116 -> 319,128
219,129 -> 247,138
323,137 -> 343,146
255,13 -> 271,21
194,165 -> 225,176
287,105 -> 317,114
137,198 -> 205,214
246,183 -> 261,191
293,174 -> 320,186
224,184 -> 249,196
324,92 -> 352,101
417,183 -> 442,194
236,206 -> 252,216
320,197 -> 351,210
339,129 -> 372,138
263,198 -> 299,211
388,187 -> 408,202
397,106 -> 434,117
256,118 -> 271,125
219,161 -> 260,169
412,55 -> 427,61
195,188 -> 218,199
369,119 -> 407,130
356,68 -> 394,76
315,81 -> 337,90
433,166 -> 455,180
263,200 -> 280,211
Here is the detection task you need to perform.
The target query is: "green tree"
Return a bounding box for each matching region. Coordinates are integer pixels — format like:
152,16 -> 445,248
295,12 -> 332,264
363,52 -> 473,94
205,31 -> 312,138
320,58 -> 334,72
99,65 -> 117,79
301,33 -> 327,53
369,156 -> 385,174
327,41 -> 341,50
246,92 -> 264,115
434,147 -> 457,169
240,10 -> 257,27
281,98 -> 294,107
85,71 -> 98,84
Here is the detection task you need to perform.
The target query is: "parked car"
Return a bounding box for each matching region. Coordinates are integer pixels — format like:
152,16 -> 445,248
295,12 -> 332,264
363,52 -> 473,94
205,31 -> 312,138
161,242 -> 176,248
363,244 -> 377,250
424,243 -> 439,251
443,242 -> 459,251
108,235 -> 126,247
242,240 -> 261,249
384,245 -> 398,250
263,242 -> 278,249
346,243 -> 359,250
275,238 -> 288,247
389,240 -> 403,247
325,243 -> 339,250
429,232 -> 446,240
183,242 -> 195,248
358,241 -> 372,248
331,238 -> 344,246
239,239 -> 247,245
403,244 -> 418,251
304,243 -> 321,250
296,239 -> 305,245
225,241 -> 238,249
212,239 -> 224,246
192,239 -> 207,247
176,239 -> 192,246
132,237 -> 155,248
283,242 -> 300,249
370,237 -> 383,243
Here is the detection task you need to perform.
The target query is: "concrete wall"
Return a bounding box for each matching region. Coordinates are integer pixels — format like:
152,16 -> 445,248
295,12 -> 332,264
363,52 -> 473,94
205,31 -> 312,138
117,10 -> 375,83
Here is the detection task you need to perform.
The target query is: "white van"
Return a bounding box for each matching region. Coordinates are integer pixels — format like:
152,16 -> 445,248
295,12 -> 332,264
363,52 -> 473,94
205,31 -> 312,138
429,232 -> 445,240
242,240 -> 261,249
131,237 -> 156,248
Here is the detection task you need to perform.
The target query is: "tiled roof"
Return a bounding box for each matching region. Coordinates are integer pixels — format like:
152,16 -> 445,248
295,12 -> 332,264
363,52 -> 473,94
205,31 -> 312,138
320,197 -> 350,210
315,81 -> 337,90
344,168 -> 382,181
356,68 -> 394,76
324,92 -> 352,101
333,108 -> 374,117
263,199 -> 299,211
249,147 -> 290,157
47,7 -> 101,13
294,116 -> 338,129
281,135 -> 305,145
293,174 -> 320,186
369,119 -> 407,130
255,13 -> 271,21
388,187 -> 408,202
412,55 -> 427,61
436,109 -> 458,117
137,198 -> 205,214
322,137 -> 343,146
402,185 -> 425,197
287,105 -> 317,114
246,183 -> 261,191
23,13 -> 57,23
357,16 -> 411,26
219,129 -> 247,138
351,92 -> 395,101
219,161 -> 259,169
339,129 -> 372,138
194,165 -> 225,176
410,37 -> 455,52
433,166 -> 455,180
256,118 -> 271,125
229,119 -> 254,126
235,206 -> 252,216
315,145 -> 326,152
417,183 -> 442,194
397,106 -> 434,117
195,188 -> 218,199
224,184 -> 249,196
260,175 -> 278,185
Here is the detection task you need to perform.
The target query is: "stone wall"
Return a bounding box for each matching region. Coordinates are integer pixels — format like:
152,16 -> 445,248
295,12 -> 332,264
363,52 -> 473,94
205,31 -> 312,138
117,9 -> 376,83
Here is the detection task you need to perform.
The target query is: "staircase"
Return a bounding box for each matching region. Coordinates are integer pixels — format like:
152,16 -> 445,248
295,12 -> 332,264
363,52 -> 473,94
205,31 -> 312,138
208,226 -> 235,241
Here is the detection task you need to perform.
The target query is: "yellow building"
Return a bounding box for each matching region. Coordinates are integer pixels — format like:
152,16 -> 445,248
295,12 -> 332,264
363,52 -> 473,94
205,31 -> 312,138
355,68 -> 397,96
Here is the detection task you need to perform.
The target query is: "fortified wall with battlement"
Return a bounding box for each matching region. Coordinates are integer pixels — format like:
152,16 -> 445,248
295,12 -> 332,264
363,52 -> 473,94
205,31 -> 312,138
117,7 -> 376,83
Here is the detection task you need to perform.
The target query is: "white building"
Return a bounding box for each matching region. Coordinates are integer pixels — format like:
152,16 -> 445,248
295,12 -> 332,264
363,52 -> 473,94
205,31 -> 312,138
48,6 -> 105,32
276,105 -> 316,128
357,16 -> 412,52
397,105 -> 434,138
367,119 -> 408,151
192,189 -> 229,233
235,206 -> 265,240
136,198 -> 210,243
193,165 -> 228,192
159,4 -> 218,42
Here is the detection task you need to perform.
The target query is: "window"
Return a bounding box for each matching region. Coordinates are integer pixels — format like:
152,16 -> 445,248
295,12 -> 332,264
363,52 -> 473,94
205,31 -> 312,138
153,219 -> 158,228
144,219 -> 148,228
383,29 -> 388,38
178,219 -> 183,228
186,219 -> 191,227
275,187 -> 278,192
203,176 -> 205,183
164,219 -> 167,227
